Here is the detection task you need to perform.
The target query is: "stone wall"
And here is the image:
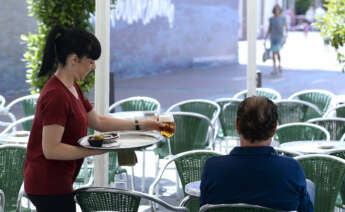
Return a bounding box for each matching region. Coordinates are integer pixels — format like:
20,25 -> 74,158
110,0 -> 239,79
0,0 -> 37,101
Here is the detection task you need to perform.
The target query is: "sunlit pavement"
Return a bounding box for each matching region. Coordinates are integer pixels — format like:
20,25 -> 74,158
239,31 -> 343,72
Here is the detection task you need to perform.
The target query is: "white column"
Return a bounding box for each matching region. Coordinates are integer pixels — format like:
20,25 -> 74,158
94,0 -> 110,186
247,0 -> 257,97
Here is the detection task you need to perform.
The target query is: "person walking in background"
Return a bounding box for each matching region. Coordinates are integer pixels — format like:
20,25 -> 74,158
264,4 -> 288,75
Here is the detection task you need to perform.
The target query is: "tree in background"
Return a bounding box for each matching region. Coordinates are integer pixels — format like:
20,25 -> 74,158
21,0 -> 96,94
315,0 -> 345,71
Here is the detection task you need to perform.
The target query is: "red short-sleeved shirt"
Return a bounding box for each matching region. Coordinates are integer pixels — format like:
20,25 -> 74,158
24,75 -> 93,195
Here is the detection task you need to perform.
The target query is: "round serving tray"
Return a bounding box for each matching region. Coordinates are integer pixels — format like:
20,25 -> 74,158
78,130 -> 162,151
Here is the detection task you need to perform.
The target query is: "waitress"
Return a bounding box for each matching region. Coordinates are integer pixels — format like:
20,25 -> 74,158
24,26 -> 160,212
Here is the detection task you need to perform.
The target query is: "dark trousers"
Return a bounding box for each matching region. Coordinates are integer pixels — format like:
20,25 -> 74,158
27,193 -> 76,212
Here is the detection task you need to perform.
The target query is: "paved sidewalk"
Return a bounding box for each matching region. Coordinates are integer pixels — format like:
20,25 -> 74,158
114,31 -> 345,112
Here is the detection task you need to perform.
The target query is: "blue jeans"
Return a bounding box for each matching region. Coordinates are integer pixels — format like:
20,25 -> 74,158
306,179 -> 315,205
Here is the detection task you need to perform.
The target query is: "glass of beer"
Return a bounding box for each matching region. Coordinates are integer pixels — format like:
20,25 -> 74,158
159,113 -> 175,138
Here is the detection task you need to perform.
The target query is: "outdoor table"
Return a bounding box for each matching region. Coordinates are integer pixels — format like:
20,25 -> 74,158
0,131 -> 29,145
185,181 -> 200,197
279,141 -> 345,154
179,181 -> 201,207
78,130 -> 162,152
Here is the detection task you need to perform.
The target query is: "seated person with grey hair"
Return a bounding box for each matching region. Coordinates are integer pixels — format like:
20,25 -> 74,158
200,96 -> 313,212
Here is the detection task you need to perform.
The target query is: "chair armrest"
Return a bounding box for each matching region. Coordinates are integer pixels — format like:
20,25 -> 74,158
179,195 -> 198,207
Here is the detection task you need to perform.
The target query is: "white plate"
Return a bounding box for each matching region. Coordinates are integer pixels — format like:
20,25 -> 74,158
78,131 -> 162,151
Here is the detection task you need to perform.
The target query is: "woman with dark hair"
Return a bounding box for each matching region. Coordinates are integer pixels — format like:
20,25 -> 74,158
264,4 -> 288,75
24,26 -> 161,212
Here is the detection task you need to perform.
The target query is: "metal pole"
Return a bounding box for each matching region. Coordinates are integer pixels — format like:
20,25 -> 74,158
256,70 -> 262,88
109,72 -> 115,108
247,0 -> 257,97
94,0 -> 110,186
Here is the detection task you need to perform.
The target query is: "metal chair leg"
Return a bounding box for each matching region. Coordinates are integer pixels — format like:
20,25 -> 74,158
124,171 -> 129,190
176,170 -> 183,199
131,167 -> 135,190
141,149 -> 146,192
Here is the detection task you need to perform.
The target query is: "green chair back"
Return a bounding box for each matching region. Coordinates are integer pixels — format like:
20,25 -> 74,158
75,187 -> 189,212
169,112 -> 212,155
174,151 -> 222,212
233,88 -> 281,101
217,100 -> 241,138
167,99 -> 220,125
75,188 -> 140,212
21,98 -> 37,131
274,123 -> 330,144
109,96 -> 160,113
275,100 -> 322,125
289,90 -> 334,114
296,154 -> 345,212
0,145 -> 26,212
308,118 -> 345,140
336,106 -> 345,118
336,105 -> 345,118
200,203 -> 282,212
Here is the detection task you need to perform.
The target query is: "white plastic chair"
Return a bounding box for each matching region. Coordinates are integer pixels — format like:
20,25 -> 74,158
0,115 -> 34,136
0,94 -> 38,132
149,150 -> 223,212
153,112 -> 215,201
